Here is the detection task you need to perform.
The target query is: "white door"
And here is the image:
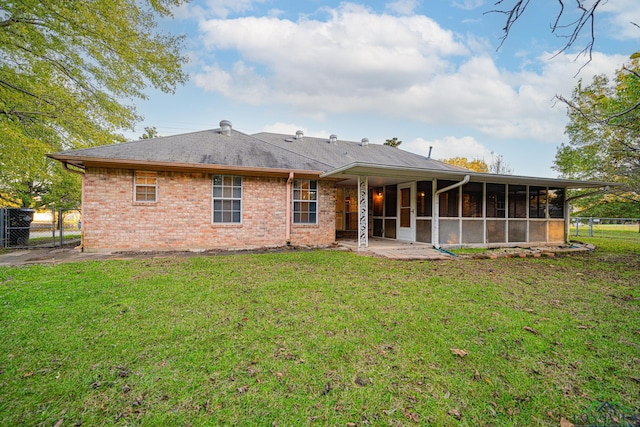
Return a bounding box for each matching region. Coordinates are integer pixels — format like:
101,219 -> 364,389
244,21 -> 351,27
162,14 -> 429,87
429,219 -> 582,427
397,182 -> 415,241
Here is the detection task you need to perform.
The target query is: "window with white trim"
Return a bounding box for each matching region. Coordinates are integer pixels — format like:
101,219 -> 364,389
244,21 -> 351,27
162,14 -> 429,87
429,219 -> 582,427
213,175 -> 242,223
293,179 -> 317,224
134,171 -> 157,202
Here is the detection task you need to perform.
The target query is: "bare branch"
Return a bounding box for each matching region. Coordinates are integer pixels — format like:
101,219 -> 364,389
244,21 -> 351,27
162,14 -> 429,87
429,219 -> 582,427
488,0 -> 603,65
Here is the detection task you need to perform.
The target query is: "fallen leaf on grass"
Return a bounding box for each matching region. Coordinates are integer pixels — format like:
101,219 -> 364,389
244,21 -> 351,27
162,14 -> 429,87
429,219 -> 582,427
404,410 -> 419,422
448,409 -> 462,420
576,325 -> 591,329
22,371 -> 34,378
450,348 -> 468,357
346,423 -> 357,427
354,376 -> 370,386
560,417 -> 575,427
473,370 -> 482,381
53,419 -> 64,427
237,385 -> 249,394
523,326 -> 539,335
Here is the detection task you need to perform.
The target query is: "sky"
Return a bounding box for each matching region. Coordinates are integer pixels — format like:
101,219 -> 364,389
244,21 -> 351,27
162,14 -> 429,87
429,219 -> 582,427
130,0 -> 639,177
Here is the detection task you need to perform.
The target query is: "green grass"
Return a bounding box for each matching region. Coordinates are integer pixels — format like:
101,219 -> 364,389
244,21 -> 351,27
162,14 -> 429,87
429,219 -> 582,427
28,234 -> 80,245
0,235 -> 638,426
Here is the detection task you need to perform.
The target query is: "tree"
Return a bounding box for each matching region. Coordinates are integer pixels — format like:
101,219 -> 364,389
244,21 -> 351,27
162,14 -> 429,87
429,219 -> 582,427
440,157 -> 489,172
488,0 -> 637,62
488,1 -> 640,122
139,126 -> 160,140
384,137 -> 402,148
554,58 -> 640,216
488,152 -> 513,175
0,0 -> 188,207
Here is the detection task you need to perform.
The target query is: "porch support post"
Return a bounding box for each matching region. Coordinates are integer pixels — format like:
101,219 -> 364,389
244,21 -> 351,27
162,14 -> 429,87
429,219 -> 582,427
357,175 -> 368,248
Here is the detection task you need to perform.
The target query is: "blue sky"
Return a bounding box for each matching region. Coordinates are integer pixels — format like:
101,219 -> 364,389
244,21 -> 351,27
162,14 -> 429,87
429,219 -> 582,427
131,0 -> 638,177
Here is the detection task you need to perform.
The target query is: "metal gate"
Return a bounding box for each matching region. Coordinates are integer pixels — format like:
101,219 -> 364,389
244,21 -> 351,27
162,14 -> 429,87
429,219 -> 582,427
1,208 -> 81,248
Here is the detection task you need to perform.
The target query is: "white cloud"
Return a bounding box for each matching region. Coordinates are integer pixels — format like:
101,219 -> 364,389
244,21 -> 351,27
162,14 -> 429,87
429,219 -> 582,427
451,0 -> 485,11
385,0 -> 419,16
192,2 -> 629,144
600,0 -> 640,40
403,136 -> 493,161
183,0 -> 266,19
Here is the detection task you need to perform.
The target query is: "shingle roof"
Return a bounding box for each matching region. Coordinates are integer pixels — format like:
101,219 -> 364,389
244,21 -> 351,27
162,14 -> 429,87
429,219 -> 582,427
251,132 -> 467,172
49,125 -> 469,174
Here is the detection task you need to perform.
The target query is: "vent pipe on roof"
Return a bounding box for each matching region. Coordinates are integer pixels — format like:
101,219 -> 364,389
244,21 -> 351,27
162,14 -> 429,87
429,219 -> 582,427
360,138 -> 369,146
295,130 -> 304,140
220,120 -> 232,136
427,146 -> 433,159
329,134 -> 337,144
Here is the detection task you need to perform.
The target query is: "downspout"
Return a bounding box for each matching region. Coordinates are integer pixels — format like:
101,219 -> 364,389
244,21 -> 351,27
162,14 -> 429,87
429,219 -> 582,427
286,172 -> 294,245
433,175 -> 470,249
564,185 -> 609,243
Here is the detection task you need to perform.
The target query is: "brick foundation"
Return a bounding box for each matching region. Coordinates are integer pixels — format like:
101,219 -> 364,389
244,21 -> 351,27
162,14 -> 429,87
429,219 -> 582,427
81,168 -> 336,252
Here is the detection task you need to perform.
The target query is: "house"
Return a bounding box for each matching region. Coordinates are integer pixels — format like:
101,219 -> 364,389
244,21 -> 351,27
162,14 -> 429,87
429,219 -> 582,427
48,120 -> 611,252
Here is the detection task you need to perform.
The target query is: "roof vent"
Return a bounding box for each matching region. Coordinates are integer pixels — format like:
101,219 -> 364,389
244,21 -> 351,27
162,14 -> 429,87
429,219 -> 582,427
295,130 -> 304,140
360,138 -> 369,146
427,146 -> 433,159
219,120 -> 232,136
329,134 -> 337,144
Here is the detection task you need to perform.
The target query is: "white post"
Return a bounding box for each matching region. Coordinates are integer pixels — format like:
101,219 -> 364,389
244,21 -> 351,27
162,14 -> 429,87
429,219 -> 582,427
357,175 -> 368,248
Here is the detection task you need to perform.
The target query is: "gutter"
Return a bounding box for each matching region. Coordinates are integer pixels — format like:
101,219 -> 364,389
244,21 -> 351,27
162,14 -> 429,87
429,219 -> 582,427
62,161 -> 85,175
286,172 -> 294,245
564,185 -> 610,243
433,175 -> 470,249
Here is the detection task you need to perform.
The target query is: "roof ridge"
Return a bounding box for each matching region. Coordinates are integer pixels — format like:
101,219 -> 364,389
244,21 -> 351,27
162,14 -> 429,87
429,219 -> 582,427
251,132 -> 336,169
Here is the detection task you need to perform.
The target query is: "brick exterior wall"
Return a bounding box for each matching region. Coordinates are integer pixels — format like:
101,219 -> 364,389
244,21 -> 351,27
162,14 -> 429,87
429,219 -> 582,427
81,168 -> 336,252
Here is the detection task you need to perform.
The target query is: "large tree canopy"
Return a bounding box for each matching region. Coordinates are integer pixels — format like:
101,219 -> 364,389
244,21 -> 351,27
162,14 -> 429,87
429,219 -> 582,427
554,58 -> 640,217
0,0 -> 187,207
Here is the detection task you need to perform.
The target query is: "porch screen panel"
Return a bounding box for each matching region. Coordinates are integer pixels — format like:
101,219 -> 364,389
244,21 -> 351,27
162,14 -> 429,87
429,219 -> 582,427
372,187 -> 384,216
373,218 -> 384,237
529,221 -> 546,242
549,220 -> 564,241
508,185 -> 527,218
384,219 -> 396,238
439,219 -> 459,245
529,186 -> 547,219
438,180 -> 459,217
486,184 -> 505,218
416,181 -> 432,217
384,185 -> 397,217
462,220 -> 483,243
462,183 -> 483,217
416,220 -> 431,243
508,220 -> 526,242
548,188 -> 565,218
486,220 -> 506,243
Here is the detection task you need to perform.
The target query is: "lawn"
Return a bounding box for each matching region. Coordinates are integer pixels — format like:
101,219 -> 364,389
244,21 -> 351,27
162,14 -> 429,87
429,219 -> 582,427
0,235 -> 638,426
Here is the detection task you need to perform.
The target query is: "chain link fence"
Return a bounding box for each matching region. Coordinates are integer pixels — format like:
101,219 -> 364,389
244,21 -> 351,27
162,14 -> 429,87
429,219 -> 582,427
1,207 -> 81,249
570,217 -> 640,238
